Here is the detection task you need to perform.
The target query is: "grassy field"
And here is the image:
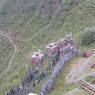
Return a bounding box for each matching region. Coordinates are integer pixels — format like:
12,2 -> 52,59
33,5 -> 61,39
0,35 -> 14,74
0,0 -> 95,95
0,34 -> 14,94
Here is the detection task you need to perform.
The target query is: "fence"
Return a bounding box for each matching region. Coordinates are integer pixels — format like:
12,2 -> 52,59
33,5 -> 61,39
39,51 -> 74,95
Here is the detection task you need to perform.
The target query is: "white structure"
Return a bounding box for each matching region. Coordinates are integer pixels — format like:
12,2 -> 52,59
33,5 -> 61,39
31,50 -> 44,64
46,42 -> 58,50
31,52 -> 44,60
28,93 -> 38,95
46,42 -> 59,57
64,34 -> 72,42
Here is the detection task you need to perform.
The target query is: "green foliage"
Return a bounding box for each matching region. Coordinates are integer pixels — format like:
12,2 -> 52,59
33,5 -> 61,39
80,27 -> 95,45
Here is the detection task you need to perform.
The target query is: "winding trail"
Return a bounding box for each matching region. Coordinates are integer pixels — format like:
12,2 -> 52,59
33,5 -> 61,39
0,29 -> 18,71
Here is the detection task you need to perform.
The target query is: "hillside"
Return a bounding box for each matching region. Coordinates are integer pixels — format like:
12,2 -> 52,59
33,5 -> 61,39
0,0 -> 95,95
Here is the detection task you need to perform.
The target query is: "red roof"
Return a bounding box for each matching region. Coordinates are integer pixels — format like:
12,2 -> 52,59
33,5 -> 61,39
46,42 -> 59,53
31,51 -> 44,64
83,49 -> 94,57
91,61 -> 95,68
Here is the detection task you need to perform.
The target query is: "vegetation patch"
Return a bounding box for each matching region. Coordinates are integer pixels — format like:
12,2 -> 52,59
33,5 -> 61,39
0,35 -> 14,74
80,27 -> 95,46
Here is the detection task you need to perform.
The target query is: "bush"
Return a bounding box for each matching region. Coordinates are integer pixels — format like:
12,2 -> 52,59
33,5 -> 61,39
80,27 -> 95,45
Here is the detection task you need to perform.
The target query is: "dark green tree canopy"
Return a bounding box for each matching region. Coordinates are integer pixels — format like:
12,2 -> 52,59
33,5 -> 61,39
80,27 -> 95,45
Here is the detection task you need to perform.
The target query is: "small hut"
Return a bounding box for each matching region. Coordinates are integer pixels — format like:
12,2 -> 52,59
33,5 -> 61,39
64,34 -> 73,45
91,62 -> 95,68
57,38 -> 64,48
83,49 -> 94,57
57,38 -> 66,55
46,42 -> 59,57
31,50 -> 44,65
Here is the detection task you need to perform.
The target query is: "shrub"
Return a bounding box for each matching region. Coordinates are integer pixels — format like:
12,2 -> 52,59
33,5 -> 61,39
80,27 -> 95,45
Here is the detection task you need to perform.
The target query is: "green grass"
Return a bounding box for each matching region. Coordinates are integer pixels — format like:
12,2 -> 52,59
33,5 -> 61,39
0,35 -> 14,95
46,56 -> 92,95
0,35 -> 14,74
0,0 -> 95,95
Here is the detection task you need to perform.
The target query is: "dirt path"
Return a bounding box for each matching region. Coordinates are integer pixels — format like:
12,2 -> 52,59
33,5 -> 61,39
65,54 -> 95,84
64,87 -> 81,95
0,29 -> 18,71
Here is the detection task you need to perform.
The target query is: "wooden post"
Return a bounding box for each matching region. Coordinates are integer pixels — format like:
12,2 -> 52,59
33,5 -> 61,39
80,79 -> 95,95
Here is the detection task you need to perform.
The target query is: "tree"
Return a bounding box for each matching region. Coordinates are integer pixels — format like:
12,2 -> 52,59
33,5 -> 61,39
80,27 -> 95,46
